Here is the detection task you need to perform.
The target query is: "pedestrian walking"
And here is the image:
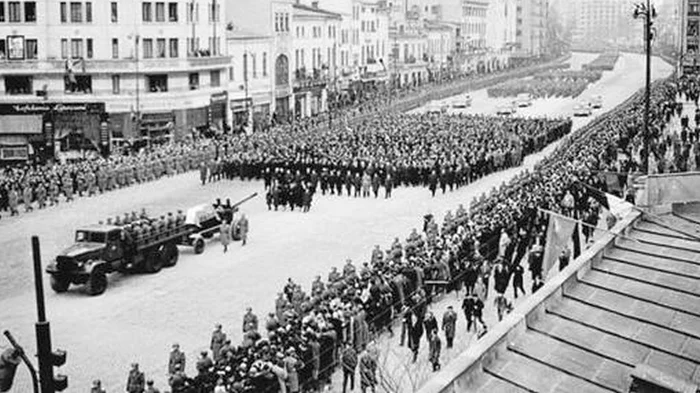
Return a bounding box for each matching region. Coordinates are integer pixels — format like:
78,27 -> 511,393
238,213 -> 249,246
429,330 -> 442,371
441,306 -> 457,348
359,349 -> 377,393
168,343 -> 186,376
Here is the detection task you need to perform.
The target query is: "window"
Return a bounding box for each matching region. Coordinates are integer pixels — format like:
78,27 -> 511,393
243,53 -> 247,80
60,2 -> 66,22
252,54 -> 257,78
70,2 -> 81,22
262,52 -> 267,76
146,74 -> 167,92
26,39 -> 36,59
142,2 -> 152,22
142,38 -> 153,58
155,2 -> 164,21
112,38 -> 118,59
186,2 -> 192,22
64,75 -> 92,93
156,38 -> 165,58
112,75 -> 120,94
0,2 -> 4,22
85,2 -> 91,22
111,2 -> 117,22
210,70 -> 220,87
8,1 -> 19,22
229,66 -> 233,81
86,38 -> 92,58
169,38 -> 178,57
24,2 -> 35,22
4,76 -> 32,95
60,39 -> 68,58
71,38 -> 83,58
168,2 -> 177,21
188,72 -> 199,90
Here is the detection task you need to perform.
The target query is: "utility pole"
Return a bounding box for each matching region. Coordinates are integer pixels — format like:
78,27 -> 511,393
634,0 -> 656,174
134,34 -> 142,148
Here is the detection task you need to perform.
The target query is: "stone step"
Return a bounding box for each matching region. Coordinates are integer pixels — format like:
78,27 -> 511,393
604,245 -> 700,279
549,295 -> 700,363
485,347 -> 613,393
509,330 -> 631,392
595,257 -> 700,296
530,312 -> 700,385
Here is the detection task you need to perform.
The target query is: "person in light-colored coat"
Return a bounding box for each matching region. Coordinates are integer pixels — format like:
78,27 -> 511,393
220,221 -> 231,253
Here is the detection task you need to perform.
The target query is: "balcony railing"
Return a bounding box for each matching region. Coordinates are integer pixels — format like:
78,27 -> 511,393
293,67 -> 330,90
0,55 -> 231,74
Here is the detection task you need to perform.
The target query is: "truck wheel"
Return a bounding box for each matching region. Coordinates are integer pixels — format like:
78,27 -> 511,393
86,270 -> 107,296
194,238 -> 205,255
162,243 -> 179,267
144,249 -> 164,274
50,275 -> 70,293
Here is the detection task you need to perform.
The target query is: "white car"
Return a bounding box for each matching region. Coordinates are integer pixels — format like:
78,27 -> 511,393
496,103 -> 517,115
516,93 -> 533,107
573,103 -> 592,117
589,95 -> 603,109
451,95 -> 473,109
427,102 -> 448,114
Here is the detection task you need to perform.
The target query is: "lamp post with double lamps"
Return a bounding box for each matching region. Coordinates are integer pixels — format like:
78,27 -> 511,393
633,0 -> 656,173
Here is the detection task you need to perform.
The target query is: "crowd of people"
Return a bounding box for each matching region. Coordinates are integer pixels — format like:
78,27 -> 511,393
582,52 -> 620,71
532,69 -> 603,84
206,114 -> 571,204
487,76 -> 593,99
0,141 -> 216,218
103,69 -> 695,393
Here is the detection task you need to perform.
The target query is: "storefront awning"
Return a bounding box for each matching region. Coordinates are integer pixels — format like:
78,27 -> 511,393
0,115 -> 43,134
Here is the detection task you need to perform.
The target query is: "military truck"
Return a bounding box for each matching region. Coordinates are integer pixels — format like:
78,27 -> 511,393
46,193 -> 257,296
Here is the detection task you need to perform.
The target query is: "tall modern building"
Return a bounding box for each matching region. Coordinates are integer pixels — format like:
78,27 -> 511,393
515,0 -> 548,57
681,0 -> 700,75
569,0 -> 641,50
0,0 -> 231,161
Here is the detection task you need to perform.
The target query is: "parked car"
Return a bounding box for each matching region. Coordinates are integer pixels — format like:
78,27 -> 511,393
589,95 -> 603,109
573,102 -> 593,117
516,93 -> 533,107
452,94 -> 473,108
496,103 -> 517,115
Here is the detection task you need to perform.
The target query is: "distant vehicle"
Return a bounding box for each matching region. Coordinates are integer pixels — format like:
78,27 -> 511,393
589,95 -> 603,109
46,193 -> 257,296
573,102 -> 593,117
451,94 -> 473,108
426,101 -> 448,114
496,103 -> 517,116
515,93 -> 533,107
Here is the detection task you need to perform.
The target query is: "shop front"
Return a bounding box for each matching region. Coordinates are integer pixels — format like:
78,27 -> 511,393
209,91 -> 228,133
230,98 -> 252,134
0,102 -> 106,163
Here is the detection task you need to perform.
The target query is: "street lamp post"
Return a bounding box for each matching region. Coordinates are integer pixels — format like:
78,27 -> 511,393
633,0 -> 656,174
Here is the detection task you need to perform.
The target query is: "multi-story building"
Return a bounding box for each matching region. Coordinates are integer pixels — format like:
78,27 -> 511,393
515,0 -> 548,57
681,0 -> 700,75
226,29 -> 274,133
462,0 -> 488,50
0,0 -> 230,161
291,1 -> 341,117
227,0 -> 294,121
389,6 -> 429,87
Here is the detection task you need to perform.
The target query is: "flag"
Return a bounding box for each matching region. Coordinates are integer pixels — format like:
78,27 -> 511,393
542,213 -> 577,277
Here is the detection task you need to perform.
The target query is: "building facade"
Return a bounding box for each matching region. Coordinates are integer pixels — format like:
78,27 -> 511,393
291,1 -> 341,117
515,0 -> 548,57
226,30 -> 274,133
681,0 -> 700,75
0,0 -> 230,161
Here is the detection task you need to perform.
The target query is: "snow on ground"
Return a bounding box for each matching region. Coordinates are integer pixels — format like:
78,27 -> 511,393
0,53 -> 672,392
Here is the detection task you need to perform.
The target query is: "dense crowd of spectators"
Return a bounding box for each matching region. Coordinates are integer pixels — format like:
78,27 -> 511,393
114,73 -> 692,392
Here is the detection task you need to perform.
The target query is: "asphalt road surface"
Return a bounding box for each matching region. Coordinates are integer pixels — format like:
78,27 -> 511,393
0,52 -> 672,393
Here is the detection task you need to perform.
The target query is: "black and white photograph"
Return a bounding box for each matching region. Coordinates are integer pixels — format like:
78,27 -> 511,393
0,0 -> 698,392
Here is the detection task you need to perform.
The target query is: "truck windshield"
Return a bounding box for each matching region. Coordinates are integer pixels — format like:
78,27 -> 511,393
75,231 -> 106,243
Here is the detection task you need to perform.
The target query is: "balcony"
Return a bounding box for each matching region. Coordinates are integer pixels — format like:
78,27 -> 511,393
0,55 -> 232,75
293,67 -> 330,91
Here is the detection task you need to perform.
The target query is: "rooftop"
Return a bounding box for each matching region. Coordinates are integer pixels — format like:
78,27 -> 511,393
292,3 -> 342,19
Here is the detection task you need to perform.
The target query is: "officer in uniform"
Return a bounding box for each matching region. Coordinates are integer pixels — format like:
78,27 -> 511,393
97,169 -> 107,193
48,180 -> 59,206
86,170 -> 97,196
36,183 -> 47,209
8,187 -> 19,216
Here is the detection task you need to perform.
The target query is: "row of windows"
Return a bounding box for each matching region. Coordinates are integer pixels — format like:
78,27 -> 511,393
241,52 -> 268,80
274,12 -> 289,32
4,71 -> 222,96
0,1 -> 36,23
143,2 -> 219,23
295,25 -> 338,40
0,37 -> 37,59
360,20 -> 378,33
294,47 -> 338,71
